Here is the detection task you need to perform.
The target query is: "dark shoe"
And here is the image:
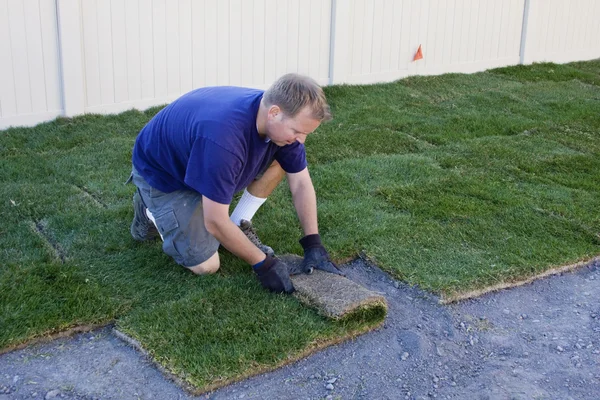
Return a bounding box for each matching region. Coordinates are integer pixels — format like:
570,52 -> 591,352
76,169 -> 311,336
130,189 -> 159,241
239,219 -> 275,256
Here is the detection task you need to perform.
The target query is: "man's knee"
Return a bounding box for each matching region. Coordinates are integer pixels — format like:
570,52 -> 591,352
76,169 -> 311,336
269,160 -> 286,177
268,159 -> 281,169
188,252 -> 220,275
265,160 -> 286,181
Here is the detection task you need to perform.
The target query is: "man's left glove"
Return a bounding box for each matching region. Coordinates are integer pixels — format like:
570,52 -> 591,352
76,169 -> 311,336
299,234 -> 345,276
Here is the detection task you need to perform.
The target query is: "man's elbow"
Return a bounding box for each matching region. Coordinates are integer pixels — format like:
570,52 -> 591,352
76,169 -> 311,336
291,182 -> 315,198
203,216 -> 222,237
201,196 -> 231,237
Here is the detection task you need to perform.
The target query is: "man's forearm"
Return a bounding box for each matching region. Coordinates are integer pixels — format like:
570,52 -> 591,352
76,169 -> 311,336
291,180 -> 319,236
206,219 -> 266,265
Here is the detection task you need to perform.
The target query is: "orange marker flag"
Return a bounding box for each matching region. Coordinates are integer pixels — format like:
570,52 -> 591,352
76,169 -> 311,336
413,45 -> 423,61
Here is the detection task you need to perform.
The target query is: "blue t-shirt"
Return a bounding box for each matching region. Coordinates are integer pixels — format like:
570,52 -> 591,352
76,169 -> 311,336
132,86 -> 307,204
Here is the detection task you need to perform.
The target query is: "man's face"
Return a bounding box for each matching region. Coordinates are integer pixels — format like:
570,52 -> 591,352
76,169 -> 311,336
265,106 -> 321,147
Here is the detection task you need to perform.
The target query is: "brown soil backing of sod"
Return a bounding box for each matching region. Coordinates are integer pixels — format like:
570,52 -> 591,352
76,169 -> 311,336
440,255 -> 600,304
0,316 -> 384,395
280,254 -> 388,320
114,318 -> 385,396
0,322 -> 111,357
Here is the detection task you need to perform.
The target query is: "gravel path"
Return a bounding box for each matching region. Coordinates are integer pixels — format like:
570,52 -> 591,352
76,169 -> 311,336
1,258 -> 598,400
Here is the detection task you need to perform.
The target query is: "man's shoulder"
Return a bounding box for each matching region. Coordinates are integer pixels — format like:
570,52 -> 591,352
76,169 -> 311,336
179,86 -> 264,103
172,86 -> 262,126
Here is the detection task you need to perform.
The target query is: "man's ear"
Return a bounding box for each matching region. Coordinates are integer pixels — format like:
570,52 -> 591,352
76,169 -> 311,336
268,105 -> 281,120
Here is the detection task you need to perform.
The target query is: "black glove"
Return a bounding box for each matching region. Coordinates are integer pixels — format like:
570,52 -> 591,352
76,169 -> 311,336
299,234 -> 345,276
253,254 -> 295,294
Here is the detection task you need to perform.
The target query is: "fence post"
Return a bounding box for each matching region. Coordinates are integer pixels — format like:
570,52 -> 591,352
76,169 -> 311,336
56,0 -> 85,117
519,0 -> 534,65
329,0 -> 351,85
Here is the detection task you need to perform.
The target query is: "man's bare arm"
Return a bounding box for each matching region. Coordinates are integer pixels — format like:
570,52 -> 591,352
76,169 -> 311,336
287,167 -> 318,236
202,196 -> 266,265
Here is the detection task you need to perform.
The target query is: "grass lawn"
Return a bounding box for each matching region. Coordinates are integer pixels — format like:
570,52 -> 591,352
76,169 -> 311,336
1,60 -> 599,391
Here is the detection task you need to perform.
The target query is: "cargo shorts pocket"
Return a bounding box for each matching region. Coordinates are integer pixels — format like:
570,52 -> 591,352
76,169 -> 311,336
154,210 -> 179,236
154,210 -> 184,261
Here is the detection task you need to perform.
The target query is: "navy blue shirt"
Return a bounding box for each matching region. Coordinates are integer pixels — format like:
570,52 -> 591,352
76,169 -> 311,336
132,87 -> 307,204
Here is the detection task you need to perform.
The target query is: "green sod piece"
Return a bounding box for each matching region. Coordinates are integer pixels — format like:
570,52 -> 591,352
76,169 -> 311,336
1,60 -> 599,392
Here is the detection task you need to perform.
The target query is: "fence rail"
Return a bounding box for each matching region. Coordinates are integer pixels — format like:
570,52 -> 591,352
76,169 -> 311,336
1,0 -> 599,129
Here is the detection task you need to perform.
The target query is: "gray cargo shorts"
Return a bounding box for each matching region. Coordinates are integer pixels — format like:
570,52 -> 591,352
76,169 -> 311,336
129,167 -> 220,268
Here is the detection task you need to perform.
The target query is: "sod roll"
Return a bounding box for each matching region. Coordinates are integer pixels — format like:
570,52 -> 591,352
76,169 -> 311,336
279,255 -> 388,320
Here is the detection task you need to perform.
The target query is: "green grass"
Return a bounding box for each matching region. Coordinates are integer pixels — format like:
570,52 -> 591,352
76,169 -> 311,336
2,60 -> 599,390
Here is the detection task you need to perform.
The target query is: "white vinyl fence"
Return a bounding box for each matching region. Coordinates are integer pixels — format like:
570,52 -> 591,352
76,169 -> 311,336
1,0 -> 599,130
521,0 -> 600,64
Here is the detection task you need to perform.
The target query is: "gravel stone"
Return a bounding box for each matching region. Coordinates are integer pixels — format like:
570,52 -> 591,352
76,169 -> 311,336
45,389 -> 61,399
325,383 -> 334,390
0,385 -> 14,395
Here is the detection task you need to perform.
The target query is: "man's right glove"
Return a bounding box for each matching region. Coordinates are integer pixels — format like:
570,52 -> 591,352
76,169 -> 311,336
299,234 -> 345,276
253,254 -> 295,294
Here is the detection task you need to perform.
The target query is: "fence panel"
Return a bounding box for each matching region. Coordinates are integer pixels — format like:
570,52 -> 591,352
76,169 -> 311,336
2,0 -> 600,129
522,0 -> 600,64
333,0 -> 526,84
0,0 -> 62,129
78,0 -> 331,116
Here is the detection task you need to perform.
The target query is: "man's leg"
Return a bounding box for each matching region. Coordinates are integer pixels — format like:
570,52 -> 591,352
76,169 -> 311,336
143,204 -> 220,275
131,188 -> 159,241
131,168 -> 221,274
230,160 -> 286,225
248,159 -> 287,198
188,251 -> 220,275
230,160 -> 286,255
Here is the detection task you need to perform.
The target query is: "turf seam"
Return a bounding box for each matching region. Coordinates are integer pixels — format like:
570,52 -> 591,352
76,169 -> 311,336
29,220 -> 67,263
533,207 -> 599,240
73,185 -> 108,208
397,130 -> 437,148
515,170 -> 597,197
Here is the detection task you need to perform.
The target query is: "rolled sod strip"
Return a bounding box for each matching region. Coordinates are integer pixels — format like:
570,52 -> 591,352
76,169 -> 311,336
280,255 -> 388,320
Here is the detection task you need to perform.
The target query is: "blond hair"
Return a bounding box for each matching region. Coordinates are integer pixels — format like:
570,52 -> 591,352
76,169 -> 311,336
263,73 -> 332,121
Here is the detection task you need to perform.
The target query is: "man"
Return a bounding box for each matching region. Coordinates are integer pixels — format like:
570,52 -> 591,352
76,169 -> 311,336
129,73 -> 342,294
